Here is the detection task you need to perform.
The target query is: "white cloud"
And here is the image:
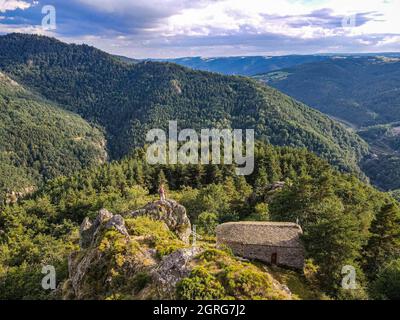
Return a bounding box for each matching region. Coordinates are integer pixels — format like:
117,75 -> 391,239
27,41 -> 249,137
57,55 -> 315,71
158,0 -> 400,39
1,0 -> 399,57
0,0 -> 31,13
376,35 -> 400,46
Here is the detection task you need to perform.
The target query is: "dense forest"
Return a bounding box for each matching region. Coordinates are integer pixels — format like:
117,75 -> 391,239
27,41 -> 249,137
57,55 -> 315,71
0,71 -> 107,204
0,143 -> 399,299
358,123 -> 400,190
0,34 -> 367,174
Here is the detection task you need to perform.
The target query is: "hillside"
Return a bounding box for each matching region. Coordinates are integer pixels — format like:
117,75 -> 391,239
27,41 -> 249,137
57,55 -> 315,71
0,71 -> 107,204
255,56 -> 400,127
254,57 -> 400,190
357,123 -> 400,190
0,34 -> 368,173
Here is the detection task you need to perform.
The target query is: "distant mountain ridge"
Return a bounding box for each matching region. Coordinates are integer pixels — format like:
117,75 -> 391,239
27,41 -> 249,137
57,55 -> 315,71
156,55 -> 331,76
151,53 -> 400,76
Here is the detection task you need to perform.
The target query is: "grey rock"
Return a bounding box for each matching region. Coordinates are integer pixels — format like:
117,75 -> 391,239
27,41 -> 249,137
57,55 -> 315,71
79,217 -> 93,248
127,199 -> 191,243
78,209 -> 115,249
69,209 -> 133,298
152,247 -> 203,299
281,284 -> 292,296
268,181 -> 286,191
92,208 -> 113,231
105,214 -> 129,237
68,249 -> 102,299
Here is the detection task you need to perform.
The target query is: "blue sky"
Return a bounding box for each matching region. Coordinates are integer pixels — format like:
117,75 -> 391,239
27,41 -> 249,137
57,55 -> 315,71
0,0 -> 399,58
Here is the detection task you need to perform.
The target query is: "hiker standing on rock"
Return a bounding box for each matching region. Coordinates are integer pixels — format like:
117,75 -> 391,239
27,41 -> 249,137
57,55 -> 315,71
159,183 -> 166,201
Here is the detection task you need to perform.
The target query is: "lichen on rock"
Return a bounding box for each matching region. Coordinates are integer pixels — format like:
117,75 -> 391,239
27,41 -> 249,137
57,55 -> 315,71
127,199 -> 192,243
65,203 -> 193,300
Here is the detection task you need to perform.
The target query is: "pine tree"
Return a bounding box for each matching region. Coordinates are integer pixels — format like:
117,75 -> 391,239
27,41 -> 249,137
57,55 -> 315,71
188,164 -> 205,189
205,165 -> 223,185
254,166 -> 269,198
305,196 -> 365,295
157,169 -> 168,188
364,202 -> 400,277
133,162 -> 145,186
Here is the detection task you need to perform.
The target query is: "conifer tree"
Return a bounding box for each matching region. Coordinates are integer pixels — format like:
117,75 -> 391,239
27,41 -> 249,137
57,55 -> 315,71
254,166 -> 269,198
364,202 -> 400,277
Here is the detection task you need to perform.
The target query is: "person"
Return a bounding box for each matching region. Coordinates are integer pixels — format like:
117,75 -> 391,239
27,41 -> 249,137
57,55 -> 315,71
159,183 -> 166,201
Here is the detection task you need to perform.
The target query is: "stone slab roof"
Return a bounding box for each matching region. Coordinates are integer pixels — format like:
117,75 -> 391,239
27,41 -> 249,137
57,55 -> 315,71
216,221 -> 303,248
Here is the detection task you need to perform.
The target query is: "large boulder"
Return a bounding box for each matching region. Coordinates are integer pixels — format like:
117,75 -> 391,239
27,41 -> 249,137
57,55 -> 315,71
127,199 -> 191,243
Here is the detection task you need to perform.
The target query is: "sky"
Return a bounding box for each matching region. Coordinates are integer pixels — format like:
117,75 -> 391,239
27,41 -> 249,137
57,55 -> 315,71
0,0 -> 399,58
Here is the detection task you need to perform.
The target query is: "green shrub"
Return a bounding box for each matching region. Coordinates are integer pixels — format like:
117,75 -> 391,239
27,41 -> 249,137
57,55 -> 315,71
371,259 -> 400,300
177,266 -> 226,300
178,249 -> 290,300
125,216 -> 186,258
196,211 -> 219,235
131,272 -> 152,293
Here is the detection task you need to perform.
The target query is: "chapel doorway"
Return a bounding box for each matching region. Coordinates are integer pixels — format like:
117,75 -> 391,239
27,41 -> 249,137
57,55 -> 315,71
271,253 -> 277,265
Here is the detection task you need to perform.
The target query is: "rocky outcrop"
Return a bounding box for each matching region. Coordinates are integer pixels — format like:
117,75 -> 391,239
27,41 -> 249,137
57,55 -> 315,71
127,199 -> 191,243
5,186 -> 35,205
268,181 -> 286,191
152,247 -> 203,299
68,209 -> 133,299
65,201 -> 196,300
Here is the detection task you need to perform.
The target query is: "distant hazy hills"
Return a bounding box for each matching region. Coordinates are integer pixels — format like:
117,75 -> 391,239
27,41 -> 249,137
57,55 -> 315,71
0,71 -> 107,202
153,53 -> 400,77
157,55 -> 330,76
255,56 -> 400,127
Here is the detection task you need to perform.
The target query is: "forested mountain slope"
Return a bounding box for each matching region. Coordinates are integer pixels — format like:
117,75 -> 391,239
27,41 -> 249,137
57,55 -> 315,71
254,57 -> 400,190
0,71 -> 107,203
0,34 -> 368,173
256,57 -> 400,127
